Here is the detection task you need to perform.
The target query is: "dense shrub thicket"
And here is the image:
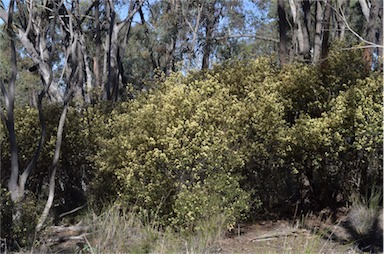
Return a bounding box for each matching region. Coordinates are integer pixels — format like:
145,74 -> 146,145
1,46 -> 382,237
91,46 -> 382,227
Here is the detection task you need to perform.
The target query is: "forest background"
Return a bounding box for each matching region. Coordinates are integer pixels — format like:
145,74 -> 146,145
0,0 -> 383,252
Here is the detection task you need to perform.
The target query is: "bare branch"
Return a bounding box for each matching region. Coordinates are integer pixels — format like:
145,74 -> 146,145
24,0 -> 34,36
324,0 -> 383,48
215,34 -> 279,43
59,203 -> 87,218
117,0 -> 145,31
341,45 -> 383,50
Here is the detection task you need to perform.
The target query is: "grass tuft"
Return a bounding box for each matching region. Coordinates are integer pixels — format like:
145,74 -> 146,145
83,205 -> 226,253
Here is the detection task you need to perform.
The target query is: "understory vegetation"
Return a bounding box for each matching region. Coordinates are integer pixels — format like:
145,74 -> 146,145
1,45 -> 382,251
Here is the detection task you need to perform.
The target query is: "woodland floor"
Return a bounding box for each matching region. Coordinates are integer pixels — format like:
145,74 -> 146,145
15,209 -> 383,254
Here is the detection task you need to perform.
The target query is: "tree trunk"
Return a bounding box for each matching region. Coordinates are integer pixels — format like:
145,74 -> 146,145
4,3 -> 20,203
289,0 -> 304,58
278,0 -> 289,66
94,0 -> 102,102
298,169 -> 314,212
358,0 -> 370,21
363,0 -> 380,70
104,0 -> 143,101
320,2 -> 332,68
36,102 -> 69,232
202,2 -> 216,70
313,1 -> 323,64
105,1 -> 114,101
302,0 -> 311,61
183,2 -> 203,70
110,25 -> 120,102
336,0 -> 349,38
378,5 -> 383,71
138,6 -> 158,71
164,0 -> 179,76
81,34 -> 93,104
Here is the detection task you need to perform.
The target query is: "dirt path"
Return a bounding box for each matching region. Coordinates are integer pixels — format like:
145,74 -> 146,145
213,216 -> 379,254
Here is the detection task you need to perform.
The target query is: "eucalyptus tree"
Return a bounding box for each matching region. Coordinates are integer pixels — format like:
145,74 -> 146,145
0,0 -> 98,234
276,0 -> 383,67
124,0 -> 254,76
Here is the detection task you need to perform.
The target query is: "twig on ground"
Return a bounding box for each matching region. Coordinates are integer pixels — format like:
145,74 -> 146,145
251,229 -> 309,242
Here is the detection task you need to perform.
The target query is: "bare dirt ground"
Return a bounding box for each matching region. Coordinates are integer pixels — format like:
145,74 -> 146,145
213,219 -> 357,253
213,210 -> 383,254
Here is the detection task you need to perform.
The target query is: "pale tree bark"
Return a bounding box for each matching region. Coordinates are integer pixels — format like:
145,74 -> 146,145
0,3 -> 48,235
379,4 -> 383,70
313,1 -> 323,63
289,0 -> 305,58
36,0 -> 85,229
182,2 -> 203,70
94,0 -> 102,102
335,0 -> 348,38
0,0 -> 80,234
358,0 -> 370,21
104,0 -> 144,101
1,0 -> 20,203
36,0 -> 98,230
80,34 -> 93,104
288,0 -> 311,61
76,37 -> 85,102
0,0 -> 51,206
36,97 -> 70,232
278,0 -> 289,66
302,0 -> 311,61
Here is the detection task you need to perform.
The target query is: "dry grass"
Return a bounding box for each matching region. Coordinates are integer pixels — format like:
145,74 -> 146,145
81,205 -> 226,253
215,212 -> 361,254
79,207 -> 366,253
23,204 -> 381,253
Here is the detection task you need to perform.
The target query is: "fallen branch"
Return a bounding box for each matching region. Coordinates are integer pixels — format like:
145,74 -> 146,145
251,228 -> 309,242
46,233 -> 91,243
59,203 -> 87,218
49,225 -> 90,233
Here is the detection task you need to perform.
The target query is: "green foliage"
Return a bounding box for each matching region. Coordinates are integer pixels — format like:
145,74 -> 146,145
0,30 -> 40,106
0,187 -> 12,241
93,48 -> 382,225
92,58 -> 286,228
278,63 -> 324,120
281,44 -> 382,208
321,42 -> 370,88
1,41 -> 381,247
0,187 -> 41,248
172,172 -> 250,232
1,104 -> 103,234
